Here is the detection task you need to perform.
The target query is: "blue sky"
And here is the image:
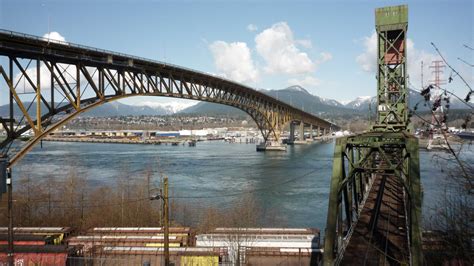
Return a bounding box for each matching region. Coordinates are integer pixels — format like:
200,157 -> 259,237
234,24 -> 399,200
0,0 -> 472,106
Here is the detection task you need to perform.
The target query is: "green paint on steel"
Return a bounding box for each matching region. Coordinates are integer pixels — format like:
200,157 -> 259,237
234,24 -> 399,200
323,137 -> 345,266
406,136 -> 423,266
375,5 -> 408,28
373,4 -> 410,132
323,4 -> 423,265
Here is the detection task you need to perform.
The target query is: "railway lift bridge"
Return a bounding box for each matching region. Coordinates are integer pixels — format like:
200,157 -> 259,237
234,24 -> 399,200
323,5 -> 423,265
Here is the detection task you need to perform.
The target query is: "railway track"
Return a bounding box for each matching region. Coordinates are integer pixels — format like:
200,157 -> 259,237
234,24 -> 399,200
340,172 -> 409,265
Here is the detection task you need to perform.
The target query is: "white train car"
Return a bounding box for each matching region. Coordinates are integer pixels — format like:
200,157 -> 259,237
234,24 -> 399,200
196,228 -> 321,265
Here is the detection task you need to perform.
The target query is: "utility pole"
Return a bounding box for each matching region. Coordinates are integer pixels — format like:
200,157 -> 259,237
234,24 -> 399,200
7,167 -> 13,266
0,155 -> 12,266
429,60 -> 446,87
163,177 -> 170,266
150,177 -> 170,265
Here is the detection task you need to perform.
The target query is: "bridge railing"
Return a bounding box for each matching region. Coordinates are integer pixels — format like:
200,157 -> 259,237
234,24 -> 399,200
0,29 -> 257,99
323,132 -> 422,265
0,28 -> 338,129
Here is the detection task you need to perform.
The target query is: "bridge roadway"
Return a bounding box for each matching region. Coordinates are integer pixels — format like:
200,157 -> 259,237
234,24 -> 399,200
0,29 -> 337,166
323,5 -> 423,265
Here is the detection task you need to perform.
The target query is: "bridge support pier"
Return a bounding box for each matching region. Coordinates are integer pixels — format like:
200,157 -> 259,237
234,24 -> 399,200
256,138 -> 286,151
299,122 -> 304,141
292,121 -> 307,145
289,122 -> 295,144
256,123 -> 286,151
293,121 -> 306,145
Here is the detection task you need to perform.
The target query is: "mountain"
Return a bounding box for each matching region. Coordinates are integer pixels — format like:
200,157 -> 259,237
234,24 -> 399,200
134,100 -> 197,114
262,85 -> 347,111
344,96 -> 376,110
180,85 -> 355,116
180,102 -> 246,116
86,101 -> 170,116
0,101 -> 176,118
341,89 -> 472,111
1,87 -> 470,119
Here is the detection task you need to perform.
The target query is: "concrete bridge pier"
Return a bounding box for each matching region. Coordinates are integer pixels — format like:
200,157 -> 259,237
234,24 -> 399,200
299,122 -> 304,141
289,122 -> 295,144
292,121 -> 307,145
308,125 -> 314,142
257,137 -> 286,151
256,123 -> 287,152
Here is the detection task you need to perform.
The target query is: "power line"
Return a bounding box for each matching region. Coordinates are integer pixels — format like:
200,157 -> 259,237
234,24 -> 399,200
408,81 -> 473,110
1,197 -> 150,209
463,44 -> 474,51
457,57 -> 474,67
431,42 -> 472,93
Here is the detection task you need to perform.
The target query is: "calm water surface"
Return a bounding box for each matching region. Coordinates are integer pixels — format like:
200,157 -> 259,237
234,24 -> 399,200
13,140 -> 473,230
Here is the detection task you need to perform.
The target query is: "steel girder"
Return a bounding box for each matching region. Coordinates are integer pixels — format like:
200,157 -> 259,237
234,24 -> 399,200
0,30 -> 336,166
373,5 -> 409,132
323,5 -> 422,265
323,132 -> 422,265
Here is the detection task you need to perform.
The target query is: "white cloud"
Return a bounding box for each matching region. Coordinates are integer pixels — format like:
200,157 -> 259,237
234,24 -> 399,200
209,40 -> 259,83
247,24 -> 258,32
296,39 -> 312,49
406,39 -> 440,88
13,62 -> 66,93
288,76 -> 321,88
255,22 -> 315,75
356,32 -> 378,72
317,52 -> 333,64
356,32 -> 440,87
14,32 -> 70,92
13,32 -> 103,97
42,31 -> 66,43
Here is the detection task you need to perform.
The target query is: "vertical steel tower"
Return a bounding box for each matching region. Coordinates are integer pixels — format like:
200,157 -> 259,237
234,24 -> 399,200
373,5 -> 409,132
323,5 -> 423,265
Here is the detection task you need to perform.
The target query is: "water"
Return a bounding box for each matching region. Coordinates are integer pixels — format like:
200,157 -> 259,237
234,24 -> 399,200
12,140 -> 473,230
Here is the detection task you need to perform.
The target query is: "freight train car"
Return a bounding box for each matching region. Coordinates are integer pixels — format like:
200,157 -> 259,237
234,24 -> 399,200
0,227 -> 73,245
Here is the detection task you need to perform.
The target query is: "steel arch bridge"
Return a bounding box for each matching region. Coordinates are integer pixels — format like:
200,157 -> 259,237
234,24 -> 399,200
0,29 -> 337,167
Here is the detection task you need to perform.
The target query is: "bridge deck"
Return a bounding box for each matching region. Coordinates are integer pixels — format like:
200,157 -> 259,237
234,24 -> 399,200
341,173 -> 409,265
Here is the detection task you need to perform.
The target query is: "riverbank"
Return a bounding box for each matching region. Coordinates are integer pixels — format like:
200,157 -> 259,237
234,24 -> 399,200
43,136 -> 202,145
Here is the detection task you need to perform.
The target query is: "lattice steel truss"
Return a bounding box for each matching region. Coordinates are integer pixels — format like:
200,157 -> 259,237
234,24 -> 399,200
0,30 -> 336,166
323,5 -> 423,265
324,133 -> 422,265
373,5 -> 409,132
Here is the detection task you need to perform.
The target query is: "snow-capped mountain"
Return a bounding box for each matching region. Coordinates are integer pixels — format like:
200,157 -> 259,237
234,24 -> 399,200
344,96 -> 376,110
2,85 -> 470,118
136,100 -> 198,114
182,85 -> 355,115
321,97 -> 345,107
341,89 -> 472,111
285,85 -> 310,93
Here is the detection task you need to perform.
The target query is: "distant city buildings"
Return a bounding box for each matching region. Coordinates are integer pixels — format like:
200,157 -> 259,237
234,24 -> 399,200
60,115 -> 253,132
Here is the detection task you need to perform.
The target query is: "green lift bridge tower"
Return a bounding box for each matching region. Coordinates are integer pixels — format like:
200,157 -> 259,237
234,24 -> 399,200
323,5 -> 423,265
